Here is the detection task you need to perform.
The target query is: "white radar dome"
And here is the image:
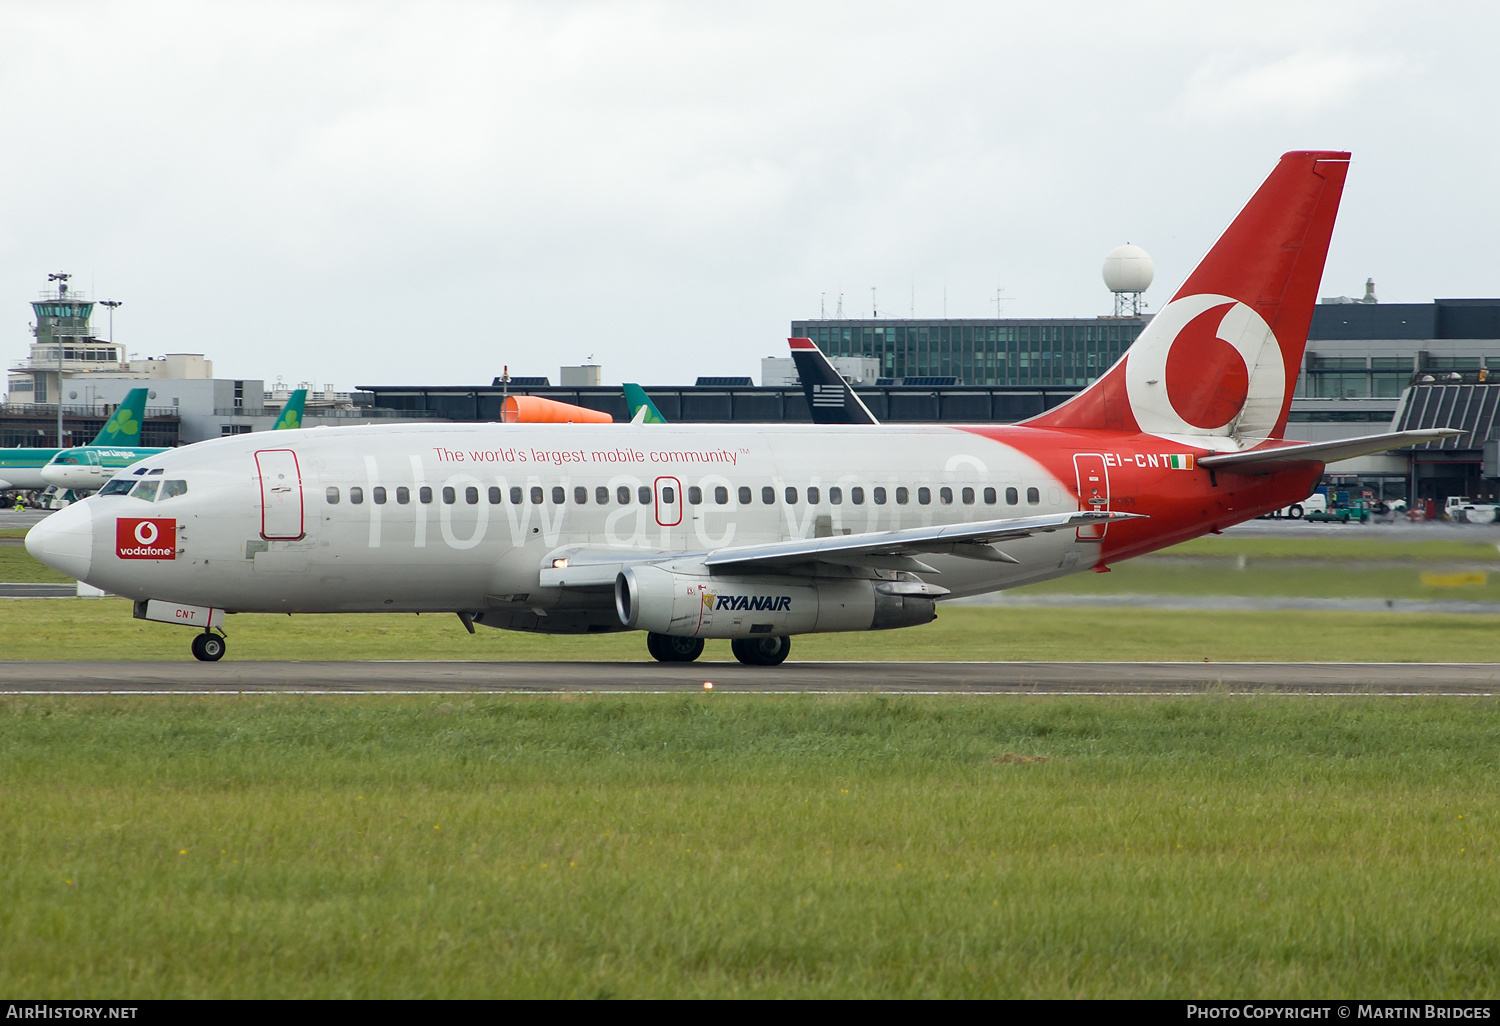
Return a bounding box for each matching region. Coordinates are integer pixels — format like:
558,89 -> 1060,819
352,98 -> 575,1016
1103,243 -> 1154,294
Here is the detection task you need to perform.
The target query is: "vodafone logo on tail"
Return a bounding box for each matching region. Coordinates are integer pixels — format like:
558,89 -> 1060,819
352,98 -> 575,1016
116,517 -> 176,560
1123,293 -> 1287,449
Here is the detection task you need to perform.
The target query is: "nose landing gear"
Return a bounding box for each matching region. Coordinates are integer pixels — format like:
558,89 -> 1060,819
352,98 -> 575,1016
190,631 -> 226,662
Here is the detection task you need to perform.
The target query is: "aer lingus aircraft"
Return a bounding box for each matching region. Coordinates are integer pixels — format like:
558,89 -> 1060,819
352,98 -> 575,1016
27,152 -> 1456,664
41,388 -> 308,493
0,388 -> 150,492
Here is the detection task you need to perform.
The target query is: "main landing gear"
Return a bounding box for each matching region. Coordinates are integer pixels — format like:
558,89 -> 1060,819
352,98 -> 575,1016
642,632 -> 792,666
190,631 -> 226,662
646,632 -> 705,663
731,636 -> 791,667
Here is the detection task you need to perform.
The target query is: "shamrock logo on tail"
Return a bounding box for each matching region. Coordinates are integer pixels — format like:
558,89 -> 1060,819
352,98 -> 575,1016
105,409 -> 139,437
281,410 -> 300,430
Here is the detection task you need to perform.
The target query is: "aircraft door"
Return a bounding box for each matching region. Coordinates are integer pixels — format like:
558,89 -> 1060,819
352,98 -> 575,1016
1073,453 -> 1109,540
85,449 -> 104,479
654,476 -> 682,527
255,449 -> 305,540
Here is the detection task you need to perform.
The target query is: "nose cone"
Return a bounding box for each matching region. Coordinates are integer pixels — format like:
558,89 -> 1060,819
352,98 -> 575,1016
26,503 -> 94,580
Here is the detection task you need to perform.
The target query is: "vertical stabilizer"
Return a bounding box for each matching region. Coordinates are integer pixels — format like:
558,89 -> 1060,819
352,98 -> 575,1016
90,388 -> 148,446
623,383 -> 667,424
1027,151 -> 1350,448
788,338 -> 879,425
271,389 -> 307,431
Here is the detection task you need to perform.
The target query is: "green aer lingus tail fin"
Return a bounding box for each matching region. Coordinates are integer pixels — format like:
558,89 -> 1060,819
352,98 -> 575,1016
90,388 -> 148,445
623,383 -> 666,424
272,389 -> 307,431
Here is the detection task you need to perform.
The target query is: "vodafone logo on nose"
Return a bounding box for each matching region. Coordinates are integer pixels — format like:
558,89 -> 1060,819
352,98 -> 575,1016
116,517 -> 176,559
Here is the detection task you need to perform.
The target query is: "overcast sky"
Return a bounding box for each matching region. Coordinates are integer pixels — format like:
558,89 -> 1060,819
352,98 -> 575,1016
2,1 -> 1496,391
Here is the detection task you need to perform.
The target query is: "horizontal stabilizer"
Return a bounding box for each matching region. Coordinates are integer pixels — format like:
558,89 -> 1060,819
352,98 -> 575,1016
1197,430 -> 1461,470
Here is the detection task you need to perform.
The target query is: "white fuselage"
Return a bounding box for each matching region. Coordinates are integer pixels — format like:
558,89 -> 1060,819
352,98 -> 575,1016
50,422 -> 1094,628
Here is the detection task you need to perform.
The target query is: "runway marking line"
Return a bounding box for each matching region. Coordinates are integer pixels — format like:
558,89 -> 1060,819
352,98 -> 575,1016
1,690 -> 1495,697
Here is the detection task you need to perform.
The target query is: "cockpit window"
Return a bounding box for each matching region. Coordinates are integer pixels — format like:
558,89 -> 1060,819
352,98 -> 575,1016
130,480 -> 159,501
159,480 -> 188,500
99,479 -> 134,497
149,468 -> 164,475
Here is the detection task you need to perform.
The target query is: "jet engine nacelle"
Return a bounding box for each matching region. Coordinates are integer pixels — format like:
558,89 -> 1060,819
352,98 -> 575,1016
614,565 -> 941,639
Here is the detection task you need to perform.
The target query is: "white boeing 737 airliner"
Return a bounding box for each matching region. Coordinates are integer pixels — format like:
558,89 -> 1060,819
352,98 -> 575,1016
27,152 -> 1454,663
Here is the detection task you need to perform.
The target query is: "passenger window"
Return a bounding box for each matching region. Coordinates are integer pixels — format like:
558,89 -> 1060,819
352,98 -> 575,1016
1006,486 -> 1019,505
617,485 -> 631,505
373,486 -> 387,505
851,487 -> 865,505
738,486 -> 752,505
873,487 -> 886,505
918,487 -> 931,505
688,486 -> 703,504
715,486 -> 729,505
552,486 -> 566,504
663,486 -> 676,504
397,486 -> 411,504
829,486 -> 842,504
574,486 -> 587,504
530,487 -> 543,505
761,486 -> 775,505
159,480 -> 188,500
511,486 -> 524,504
962,487 -> 975,505
596,486 -> 610,504
896,486 -> 909,505
983,487 -> 996,505
350,487 -> 364,505
325,486 -> 339,504
488,486 -> 502,504
420,486 -> 434,504
807,486 -> 820,504
466,486 -> 479,505
442,487 -> 456,504
1027,486 -> 1040,505
638,486 -> 651,505
940,487 -> 953,505
100,479 -> 134,496
785,486 -> 798,504
132,480 -> 160,501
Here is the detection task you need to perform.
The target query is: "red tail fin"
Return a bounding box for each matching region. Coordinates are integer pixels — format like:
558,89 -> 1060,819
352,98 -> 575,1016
1029,150 -> 1350,447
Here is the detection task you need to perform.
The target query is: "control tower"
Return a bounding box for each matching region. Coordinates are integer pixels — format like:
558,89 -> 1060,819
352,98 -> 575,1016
7,273 -> 125,404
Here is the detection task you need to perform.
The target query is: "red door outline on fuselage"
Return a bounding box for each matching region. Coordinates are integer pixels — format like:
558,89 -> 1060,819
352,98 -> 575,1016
255,449 -> 305,541
1073,453 -> 1110,540
654,476 -> 683,527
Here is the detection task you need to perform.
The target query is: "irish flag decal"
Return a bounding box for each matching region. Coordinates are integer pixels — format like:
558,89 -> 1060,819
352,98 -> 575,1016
1166,454 -> 1195,470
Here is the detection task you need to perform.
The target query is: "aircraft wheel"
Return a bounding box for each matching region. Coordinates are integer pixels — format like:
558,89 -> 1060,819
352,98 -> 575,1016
191,633 -> 225,662
646,632 -> 703,663
731,636 -> 790,667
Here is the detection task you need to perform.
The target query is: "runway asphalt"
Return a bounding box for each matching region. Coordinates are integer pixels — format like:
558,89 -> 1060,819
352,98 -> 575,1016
1,660 -> 1496,694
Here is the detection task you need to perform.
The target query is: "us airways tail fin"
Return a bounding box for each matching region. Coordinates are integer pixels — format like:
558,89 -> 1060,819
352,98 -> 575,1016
271,389 -> 306,431
623,383 -> 667,424
89,388 -> 147,446
788,337 -> 879,424
1027,150 -> 1350,448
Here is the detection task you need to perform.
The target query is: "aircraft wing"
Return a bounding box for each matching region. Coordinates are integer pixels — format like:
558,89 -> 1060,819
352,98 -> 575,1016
704,509 -> 1141,573
537,509 -> 1142,586
1197,430 -> 1460,470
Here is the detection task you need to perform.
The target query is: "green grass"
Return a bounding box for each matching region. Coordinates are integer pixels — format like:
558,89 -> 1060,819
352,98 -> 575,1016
1165,535 -> 1500,562
4,598 -> 1500,662
1,694 -> 1496,997
0,543 -> 72,583
1016,560 -> 1500,601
